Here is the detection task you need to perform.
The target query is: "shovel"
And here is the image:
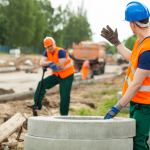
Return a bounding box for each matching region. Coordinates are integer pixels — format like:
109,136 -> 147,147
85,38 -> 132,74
33,67 -> 47,116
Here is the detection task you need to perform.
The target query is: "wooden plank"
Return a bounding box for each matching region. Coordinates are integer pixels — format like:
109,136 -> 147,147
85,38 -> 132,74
0,113 -> 26,143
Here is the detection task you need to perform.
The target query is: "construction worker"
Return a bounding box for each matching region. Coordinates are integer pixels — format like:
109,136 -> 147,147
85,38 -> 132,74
27,37 -> 75,116
101,1 -> 150,150
81,60 -> 91,80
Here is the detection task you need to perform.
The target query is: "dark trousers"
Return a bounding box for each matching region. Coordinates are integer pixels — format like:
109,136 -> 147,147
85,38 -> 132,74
130,101 -> 150,150
34,74 -> 74,116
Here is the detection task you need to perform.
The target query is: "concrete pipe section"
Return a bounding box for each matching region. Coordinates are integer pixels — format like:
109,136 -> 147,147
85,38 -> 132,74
24,116 -> 136,150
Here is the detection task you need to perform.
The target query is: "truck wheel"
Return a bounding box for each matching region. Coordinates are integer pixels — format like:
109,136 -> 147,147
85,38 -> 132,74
94,70 -> 101,75
101,65 -> 105,74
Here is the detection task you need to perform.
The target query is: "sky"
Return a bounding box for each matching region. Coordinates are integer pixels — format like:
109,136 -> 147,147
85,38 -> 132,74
50,0 -> 150,43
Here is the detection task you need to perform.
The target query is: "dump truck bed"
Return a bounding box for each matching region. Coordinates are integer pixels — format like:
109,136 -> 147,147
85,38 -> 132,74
72,44 -> 99,60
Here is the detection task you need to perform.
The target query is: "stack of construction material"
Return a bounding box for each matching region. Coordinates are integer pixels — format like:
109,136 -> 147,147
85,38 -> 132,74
25,116 -> 135,150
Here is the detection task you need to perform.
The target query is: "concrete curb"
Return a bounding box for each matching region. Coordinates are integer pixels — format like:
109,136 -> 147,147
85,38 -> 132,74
27,116 -> 135,140
0,66 -> 35,73
0,67 -> 16,72
0,90 -> 35,103
24,134 -> 133,150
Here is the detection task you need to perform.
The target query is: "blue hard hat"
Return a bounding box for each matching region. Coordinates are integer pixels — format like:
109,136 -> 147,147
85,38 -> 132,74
125,1 -> 150,21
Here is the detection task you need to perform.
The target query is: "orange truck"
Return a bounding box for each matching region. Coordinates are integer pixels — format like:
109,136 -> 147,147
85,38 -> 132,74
70,41 -> 106,75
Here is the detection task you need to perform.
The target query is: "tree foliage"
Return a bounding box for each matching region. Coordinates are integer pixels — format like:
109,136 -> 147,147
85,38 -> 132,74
0,0 -> 93,51
124,34 -> 138,51
105,42 -> 117,54
63,2 -> 92,48
0,4 -> 9,45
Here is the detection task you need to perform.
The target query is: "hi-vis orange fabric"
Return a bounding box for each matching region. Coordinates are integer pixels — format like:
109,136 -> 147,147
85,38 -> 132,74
47,47 -> 75,78
81,60 -> 90,80
122,37 -> 150,104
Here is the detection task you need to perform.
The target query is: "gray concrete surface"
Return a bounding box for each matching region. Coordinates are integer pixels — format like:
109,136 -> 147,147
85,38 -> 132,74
0,64 -> 122,93
27,116 -> 135,140
24,134 -> 133,150
0,67 -> 16,72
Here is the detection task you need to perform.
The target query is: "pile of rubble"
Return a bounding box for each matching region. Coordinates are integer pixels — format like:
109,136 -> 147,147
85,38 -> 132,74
0,113 -> 28,150
0,54 -> 40,70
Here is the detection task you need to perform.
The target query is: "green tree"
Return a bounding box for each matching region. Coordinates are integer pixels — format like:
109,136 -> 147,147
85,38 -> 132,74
124,34 -> 138,50
2,0 -> 36,47
39,0 -> 64,47
63,2 -> 93,49
0,4 -> 9,45
31,0 -> 46,49
39,0 -> 54,37
105,42 -> 117,54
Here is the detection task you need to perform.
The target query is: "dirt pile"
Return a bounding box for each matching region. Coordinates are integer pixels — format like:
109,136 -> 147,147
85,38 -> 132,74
0,54 -> 40,69
99,72 -> 126,85
0,88 -> 15,95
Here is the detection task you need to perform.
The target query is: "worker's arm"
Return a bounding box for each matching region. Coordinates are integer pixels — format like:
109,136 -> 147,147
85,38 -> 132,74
40,56 -> 59,72
119,68 -> 150,106
40,56 -> 66,71
104,68 -> 150,119
40,57 -> 50,66
101,25 -> 131,61
57,58 -> 66,70
116,44 -> 131,61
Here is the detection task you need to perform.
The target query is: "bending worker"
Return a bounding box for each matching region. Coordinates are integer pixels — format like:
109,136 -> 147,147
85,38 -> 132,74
27,37 -> 74,116
101,1 -> 150,150
81,60 -> 91,80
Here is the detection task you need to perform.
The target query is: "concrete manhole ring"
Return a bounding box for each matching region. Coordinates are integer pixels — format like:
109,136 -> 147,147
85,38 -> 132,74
27,116 -> 135,140
24,134 -> 133,150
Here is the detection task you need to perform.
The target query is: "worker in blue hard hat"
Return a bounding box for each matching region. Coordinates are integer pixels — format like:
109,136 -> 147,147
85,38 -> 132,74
101,1 -> 150,150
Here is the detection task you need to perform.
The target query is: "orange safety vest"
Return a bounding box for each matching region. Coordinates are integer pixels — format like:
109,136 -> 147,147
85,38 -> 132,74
81,60 -> 90,80
122,37 -> 150,104
47,47 -> 75,78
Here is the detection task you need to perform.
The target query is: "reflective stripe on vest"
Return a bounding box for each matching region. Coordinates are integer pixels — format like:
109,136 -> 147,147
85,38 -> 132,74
128,61 -> 150,77
122,37 -> 150,104
46,47 -> 75,78
125,61 -> 150,91
65,56 -> 70,62
125,75 -> 150,91
61,56 -> 73,71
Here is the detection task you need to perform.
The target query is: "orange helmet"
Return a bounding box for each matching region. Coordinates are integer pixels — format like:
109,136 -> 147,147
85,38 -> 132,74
43,37 -> 55,47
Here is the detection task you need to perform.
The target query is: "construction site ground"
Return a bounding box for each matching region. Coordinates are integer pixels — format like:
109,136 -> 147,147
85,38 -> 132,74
0,54 -> 128,149
0,64 -> 127,118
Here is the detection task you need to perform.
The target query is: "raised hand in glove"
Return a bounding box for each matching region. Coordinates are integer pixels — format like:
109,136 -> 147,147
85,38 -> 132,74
101,25 -> 121,47
104,102 -> 123,119
49,62 -> 59,72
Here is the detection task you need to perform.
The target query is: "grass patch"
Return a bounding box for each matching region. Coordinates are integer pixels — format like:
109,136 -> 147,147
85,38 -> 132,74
100,89 -> 117,95
69,107 -> 76,112
83,89 -> 118,98
73,89 -> 129,118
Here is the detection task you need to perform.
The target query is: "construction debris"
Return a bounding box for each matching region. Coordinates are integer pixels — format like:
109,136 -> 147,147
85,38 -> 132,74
0,54 -> 41,70
0,113 -> 28,149
0,138 -> 18,150
0,88 -> 14,96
